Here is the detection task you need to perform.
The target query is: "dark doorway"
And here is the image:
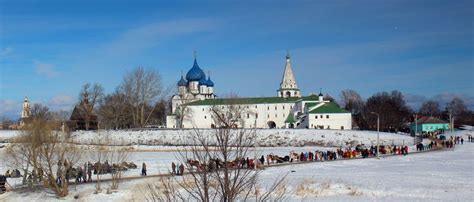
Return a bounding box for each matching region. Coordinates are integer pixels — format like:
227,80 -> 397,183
267,121 -> 276,129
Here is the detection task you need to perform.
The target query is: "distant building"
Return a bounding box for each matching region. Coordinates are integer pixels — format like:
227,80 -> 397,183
19,96 -> 30,127
410,116 -> 449,134
68,94 -> 98,131
166,53 -> 352,129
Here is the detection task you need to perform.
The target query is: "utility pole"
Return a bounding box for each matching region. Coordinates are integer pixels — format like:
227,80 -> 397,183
414,114 -> 418,145
370,112 -> 380,159
254,119 -> 257,169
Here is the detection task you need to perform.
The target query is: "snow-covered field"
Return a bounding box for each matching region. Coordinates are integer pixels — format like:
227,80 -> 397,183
1,134 -> 473,201
0,129 -> 472,201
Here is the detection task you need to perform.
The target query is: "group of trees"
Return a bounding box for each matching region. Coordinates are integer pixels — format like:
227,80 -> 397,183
76,67 -> 168,130
339,89 -> 473,132
6,106 -> 79,197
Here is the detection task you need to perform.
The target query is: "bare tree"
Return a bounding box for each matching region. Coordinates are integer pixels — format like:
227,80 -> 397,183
176,105 -> 192,129
447,97 -> 467,117
108,147 -> 129,191
323,93 -> 335,102
419,100 -> 440,117
91,135 -> 108,194
145,176 -> 187,201
6,117 -> 81,197
97,90 -> 133,129
78,83 -> 104,130
340,89 -> 364,114
119,67 -> 163,128
30,103 -> 52,121
365,91 -> 411,131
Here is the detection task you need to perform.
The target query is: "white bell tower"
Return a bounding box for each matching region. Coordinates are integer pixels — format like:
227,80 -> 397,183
277,51 -> 301,98
20,96 -> 30,127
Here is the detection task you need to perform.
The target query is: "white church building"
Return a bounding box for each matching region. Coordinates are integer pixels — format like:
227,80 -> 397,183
166,53 -> 352,130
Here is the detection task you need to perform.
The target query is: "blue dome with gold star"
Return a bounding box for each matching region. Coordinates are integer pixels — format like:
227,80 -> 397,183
186,58 -> 206,81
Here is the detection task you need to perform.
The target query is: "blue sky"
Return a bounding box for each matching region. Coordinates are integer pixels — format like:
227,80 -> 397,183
1,0 -> 473,119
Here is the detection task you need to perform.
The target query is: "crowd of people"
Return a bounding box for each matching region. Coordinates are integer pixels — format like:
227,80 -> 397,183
177,143 -> 417,173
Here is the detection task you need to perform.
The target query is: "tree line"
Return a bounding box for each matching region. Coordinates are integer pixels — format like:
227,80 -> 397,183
77,67 -> 169,130
339,89 -> 473,132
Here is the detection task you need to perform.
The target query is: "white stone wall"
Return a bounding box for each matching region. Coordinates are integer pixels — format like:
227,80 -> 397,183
307,113 -> 352,130
181,103 -> 298,129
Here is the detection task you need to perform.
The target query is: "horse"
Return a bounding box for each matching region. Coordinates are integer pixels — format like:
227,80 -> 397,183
187,159 -> 201,169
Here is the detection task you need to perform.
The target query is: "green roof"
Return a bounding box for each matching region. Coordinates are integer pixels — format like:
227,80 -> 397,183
285,113 -> 296,123
308,102 -> 349,114
305,102 -> 319,109
185,95 -> 319,106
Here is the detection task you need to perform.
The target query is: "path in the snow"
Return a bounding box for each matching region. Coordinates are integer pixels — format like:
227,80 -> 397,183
8,145 -> 447,192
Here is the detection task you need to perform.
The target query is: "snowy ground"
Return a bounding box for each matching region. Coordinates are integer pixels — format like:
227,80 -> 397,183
0,130 -> 472,201
0,129 -> 472,201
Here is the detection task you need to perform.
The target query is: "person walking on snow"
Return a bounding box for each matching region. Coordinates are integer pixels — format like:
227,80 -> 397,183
171,162 -> 176,175
179,164 -> 185,175
141,162 -> 147,176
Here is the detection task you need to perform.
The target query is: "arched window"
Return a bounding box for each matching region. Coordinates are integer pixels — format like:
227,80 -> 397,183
286,91 -> 291,97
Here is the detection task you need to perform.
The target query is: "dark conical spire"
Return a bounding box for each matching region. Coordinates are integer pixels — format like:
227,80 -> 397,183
286,50 -> 290,60
319,88 -> 323,96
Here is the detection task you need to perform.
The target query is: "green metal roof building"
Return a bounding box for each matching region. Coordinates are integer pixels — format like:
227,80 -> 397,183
410,116 -> 449,134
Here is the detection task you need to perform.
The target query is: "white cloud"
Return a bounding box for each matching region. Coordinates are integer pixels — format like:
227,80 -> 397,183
34,60 -> 59,78
0,99 -> 21,119
404,92 -> 474,111
48,94 -> 75,111
100,18 -> 218,58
